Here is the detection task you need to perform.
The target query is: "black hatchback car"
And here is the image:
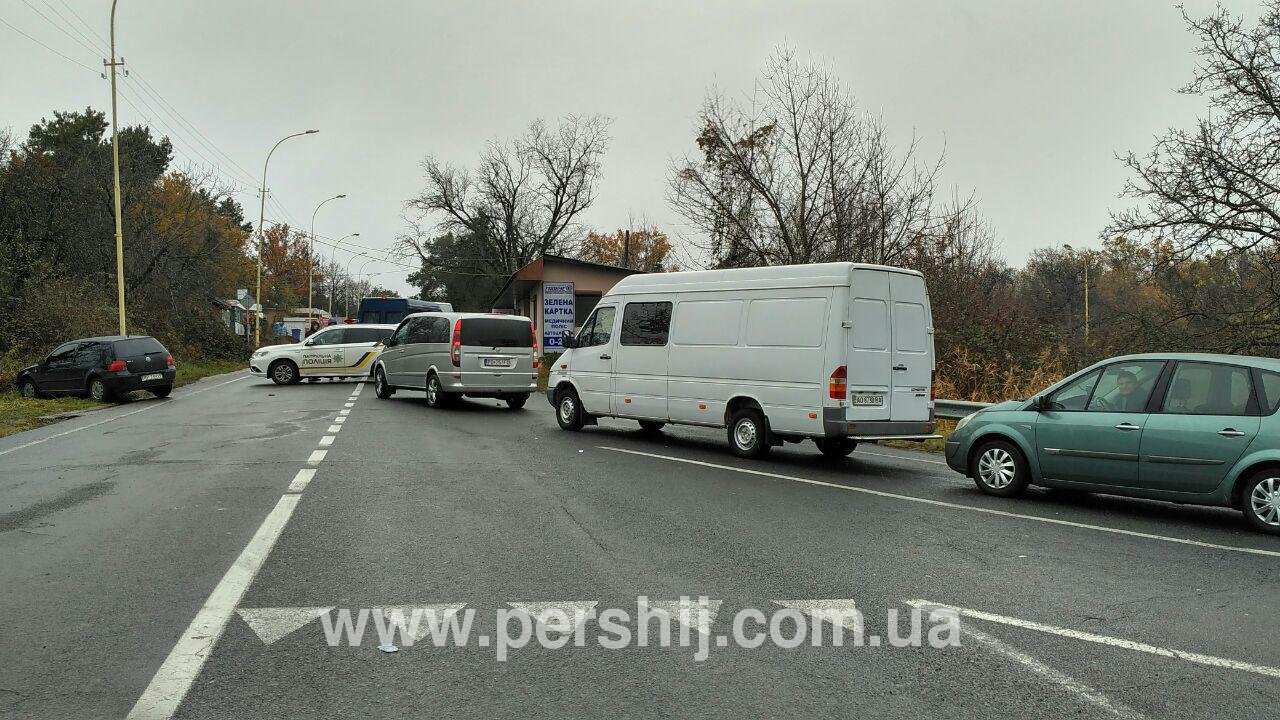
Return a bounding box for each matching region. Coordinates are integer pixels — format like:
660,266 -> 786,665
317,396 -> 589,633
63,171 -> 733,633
16,336 -> 177,402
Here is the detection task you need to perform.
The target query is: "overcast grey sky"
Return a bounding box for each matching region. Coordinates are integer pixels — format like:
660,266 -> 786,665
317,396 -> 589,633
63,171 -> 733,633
1,0 -> 1260,295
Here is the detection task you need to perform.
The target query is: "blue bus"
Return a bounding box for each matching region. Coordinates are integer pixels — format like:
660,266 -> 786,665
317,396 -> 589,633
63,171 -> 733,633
356,297 -> 453,324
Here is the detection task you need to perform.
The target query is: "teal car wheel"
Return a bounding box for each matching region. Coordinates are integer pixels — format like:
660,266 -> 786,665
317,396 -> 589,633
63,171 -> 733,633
971,439 -> 1030,497
1243,472 -> 1280,535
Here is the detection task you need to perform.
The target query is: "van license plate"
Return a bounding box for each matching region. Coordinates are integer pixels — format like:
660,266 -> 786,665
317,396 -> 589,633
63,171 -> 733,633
141,373 -> 163,382
850,393 -> 883,406
482,358 -> 513,368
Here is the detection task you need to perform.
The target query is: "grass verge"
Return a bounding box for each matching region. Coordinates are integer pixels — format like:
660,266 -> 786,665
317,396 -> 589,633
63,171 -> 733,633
0,357 -> 244,439
876,418 -> 956,454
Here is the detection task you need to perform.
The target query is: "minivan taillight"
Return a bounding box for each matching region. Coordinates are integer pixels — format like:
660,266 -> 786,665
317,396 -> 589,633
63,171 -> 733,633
107,360 -> 127,373
829,366 -> 847,400
530,321 -> 541,369
450,319 -> 462,367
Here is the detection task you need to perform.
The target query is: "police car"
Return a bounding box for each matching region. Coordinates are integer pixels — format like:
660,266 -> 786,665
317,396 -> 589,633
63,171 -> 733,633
250,324 -> 397,385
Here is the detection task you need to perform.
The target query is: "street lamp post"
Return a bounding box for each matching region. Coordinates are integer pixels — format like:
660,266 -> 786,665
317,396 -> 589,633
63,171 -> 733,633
309,194 -> 346,324
254,129 -> 318,347
328,233 -> 360,319
107,0 -> 126,335
343,251 -> 376,318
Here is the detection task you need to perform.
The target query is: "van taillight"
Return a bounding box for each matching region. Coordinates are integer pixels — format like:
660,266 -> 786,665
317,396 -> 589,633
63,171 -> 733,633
530,321 -> 541,369
829,366 -> 847,400
107,360 -> 126,372
450,319 -> 462,367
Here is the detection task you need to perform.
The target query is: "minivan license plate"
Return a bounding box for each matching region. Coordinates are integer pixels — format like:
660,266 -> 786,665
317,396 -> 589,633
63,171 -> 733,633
482,358 -> 513,368
141,373 -> 163,382
850,393 -> 883,406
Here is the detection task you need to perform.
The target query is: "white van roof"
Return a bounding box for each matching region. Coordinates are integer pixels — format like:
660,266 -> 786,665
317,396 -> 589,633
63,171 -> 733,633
606,262 -> 923,296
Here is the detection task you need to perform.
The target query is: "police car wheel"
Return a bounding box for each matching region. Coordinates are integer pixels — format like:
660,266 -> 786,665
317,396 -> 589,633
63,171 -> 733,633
269,360 -> 299,385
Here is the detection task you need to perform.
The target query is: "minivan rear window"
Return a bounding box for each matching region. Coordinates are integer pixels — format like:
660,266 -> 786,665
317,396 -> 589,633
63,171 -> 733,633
114,337 -> 166,357
460,318 -> 532,348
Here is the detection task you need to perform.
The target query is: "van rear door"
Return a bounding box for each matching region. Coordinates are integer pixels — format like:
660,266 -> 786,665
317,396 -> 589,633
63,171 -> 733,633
887,273 -> 932,421
459,317 -> 534,390
845,269 -> 893,422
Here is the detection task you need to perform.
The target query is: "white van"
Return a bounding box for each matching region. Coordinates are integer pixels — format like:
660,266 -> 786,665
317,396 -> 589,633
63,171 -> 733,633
373,312 -> 539,409
546,263 -> 937,458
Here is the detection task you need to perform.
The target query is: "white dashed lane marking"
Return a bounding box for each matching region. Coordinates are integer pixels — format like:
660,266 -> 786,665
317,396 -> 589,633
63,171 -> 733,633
287,468 -> 316,493
307,450 -> 327,465
318,436 -> 335,447
327,425 -> 342,433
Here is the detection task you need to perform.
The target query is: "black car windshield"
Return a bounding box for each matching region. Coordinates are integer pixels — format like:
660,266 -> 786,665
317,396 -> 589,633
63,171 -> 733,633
113,338 -> 167,357
460,318 -> 531,347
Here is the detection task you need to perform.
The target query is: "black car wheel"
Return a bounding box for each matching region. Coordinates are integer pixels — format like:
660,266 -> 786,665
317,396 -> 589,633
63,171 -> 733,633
269,359 -> 299,386
505,394 -> 528,410
814,437 -> 857,458
150,385 -> 172,398
374,367 -> 395,399
728,408 -> 770,458
971,439 -> 1031,497
88,377 -> 113,403
555,387 -> 585,431
425,373 -> 450,408
1242,471 -> 1280,535
19,377 -> 40,399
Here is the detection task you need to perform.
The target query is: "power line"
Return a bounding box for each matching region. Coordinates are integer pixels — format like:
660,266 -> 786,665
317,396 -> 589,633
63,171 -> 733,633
37,0 -> 106,56
0,14 -> 97,73
54,0 -> 108,49
18,0 -> 101,58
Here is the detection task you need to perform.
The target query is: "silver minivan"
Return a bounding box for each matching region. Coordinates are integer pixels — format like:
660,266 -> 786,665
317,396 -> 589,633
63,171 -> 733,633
373,312 -> 539,409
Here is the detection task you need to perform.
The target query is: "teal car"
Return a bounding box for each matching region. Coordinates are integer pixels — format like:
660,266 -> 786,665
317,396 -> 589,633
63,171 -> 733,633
944,353 -> 1280,535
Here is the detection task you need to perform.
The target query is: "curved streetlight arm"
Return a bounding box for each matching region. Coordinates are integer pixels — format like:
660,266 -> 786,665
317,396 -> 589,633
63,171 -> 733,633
308,193 -> 346,320
253,129 -> 318,347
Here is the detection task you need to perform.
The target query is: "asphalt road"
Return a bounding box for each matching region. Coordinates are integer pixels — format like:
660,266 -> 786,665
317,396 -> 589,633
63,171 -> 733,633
1,370 -> 1277,719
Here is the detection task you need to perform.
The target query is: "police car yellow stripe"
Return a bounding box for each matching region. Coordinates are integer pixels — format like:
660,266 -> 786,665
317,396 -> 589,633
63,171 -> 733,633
299,351 -> 376,373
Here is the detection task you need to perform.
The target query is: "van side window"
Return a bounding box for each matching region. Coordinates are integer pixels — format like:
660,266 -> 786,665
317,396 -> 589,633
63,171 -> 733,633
1160,362 -> 1253,415
406,318 -> 432,344
388,321 -> 410,346
429,317 -> 451,343
579,306 -> 615,347
620,302 -> 672,346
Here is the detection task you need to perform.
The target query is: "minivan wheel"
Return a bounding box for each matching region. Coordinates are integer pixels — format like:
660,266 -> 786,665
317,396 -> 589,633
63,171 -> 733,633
971,439 -> 1030,497
814,437 -> 857,458
425,373 -> 449,409
505,394 -> 528,410
269,360 -> 299,385
374,368 -> 395,399
88,377 -> 112,403
728,408 -> 770,458
19,378 -> 40,399
556,388 -> 585,431
1242,472 -> 1280,535
638,420 -> 665,434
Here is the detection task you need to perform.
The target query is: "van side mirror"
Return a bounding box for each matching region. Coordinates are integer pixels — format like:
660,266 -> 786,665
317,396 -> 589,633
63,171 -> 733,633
385,337 -> 397,347
561,330 -> 577,349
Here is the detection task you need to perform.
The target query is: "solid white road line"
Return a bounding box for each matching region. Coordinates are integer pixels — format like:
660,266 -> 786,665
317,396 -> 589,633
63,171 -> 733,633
597,446 -> 1280,558
956,620 -> 1147,719
318,436 -> 335,447
307,450 -> 327,465
907,600 -> 1280,679
327,425 -> 342,433
126,494 -> 302,719
287,468 -> 316,493
0,374 -> 248,458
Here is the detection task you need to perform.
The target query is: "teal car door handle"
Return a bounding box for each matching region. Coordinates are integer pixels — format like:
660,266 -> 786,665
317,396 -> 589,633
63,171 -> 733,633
1218,428 -> 1247,437
1115,422 -> 1141,431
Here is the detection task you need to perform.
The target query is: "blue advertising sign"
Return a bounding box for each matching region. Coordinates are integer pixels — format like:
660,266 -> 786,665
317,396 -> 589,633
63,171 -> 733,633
542,281 -> 575,349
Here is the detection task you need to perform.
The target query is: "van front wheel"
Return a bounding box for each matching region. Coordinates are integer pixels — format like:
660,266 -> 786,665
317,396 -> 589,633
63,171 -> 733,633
556,388 -> 585,431
728,409 -> 770,458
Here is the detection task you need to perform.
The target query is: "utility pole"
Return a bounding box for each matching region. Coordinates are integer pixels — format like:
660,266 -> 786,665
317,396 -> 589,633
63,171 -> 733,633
309,194 -> 346,326
623,230 -> 631,270
254,129 -> 318,347
327,233 -> 360,319
106,0 -> 126,336
1083,260 -> 1090,346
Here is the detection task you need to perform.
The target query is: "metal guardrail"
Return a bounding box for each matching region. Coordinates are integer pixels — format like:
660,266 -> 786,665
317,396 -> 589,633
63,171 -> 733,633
934,399 -> 992,420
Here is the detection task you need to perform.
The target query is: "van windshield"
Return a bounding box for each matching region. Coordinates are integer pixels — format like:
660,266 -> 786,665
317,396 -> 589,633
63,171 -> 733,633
460,318 -> 531,347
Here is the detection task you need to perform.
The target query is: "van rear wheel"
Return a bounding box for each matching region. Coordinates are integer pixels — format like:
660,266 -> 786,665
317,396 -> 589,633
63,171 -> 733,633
556,388 -> 585,431
728,408 -> 770,458
814,437 -> 857,458
638,420 -> 665,434
505,394 -> 528,410
425,373 -> 450,408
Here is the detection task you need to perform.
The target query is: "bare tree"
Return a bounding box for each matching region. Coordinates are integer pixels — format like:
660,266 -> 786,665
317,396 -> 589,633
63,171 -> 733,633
1107,2 -> 1280,259
668,48 -> 943,268
407,115 -> 611,275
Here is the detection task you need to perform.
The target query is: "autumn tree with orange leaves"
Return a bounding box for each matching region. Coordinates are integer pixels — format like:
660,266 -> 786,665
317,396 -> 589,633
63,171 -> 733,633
259,224 -> 323,313
578,226 -> 678,272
